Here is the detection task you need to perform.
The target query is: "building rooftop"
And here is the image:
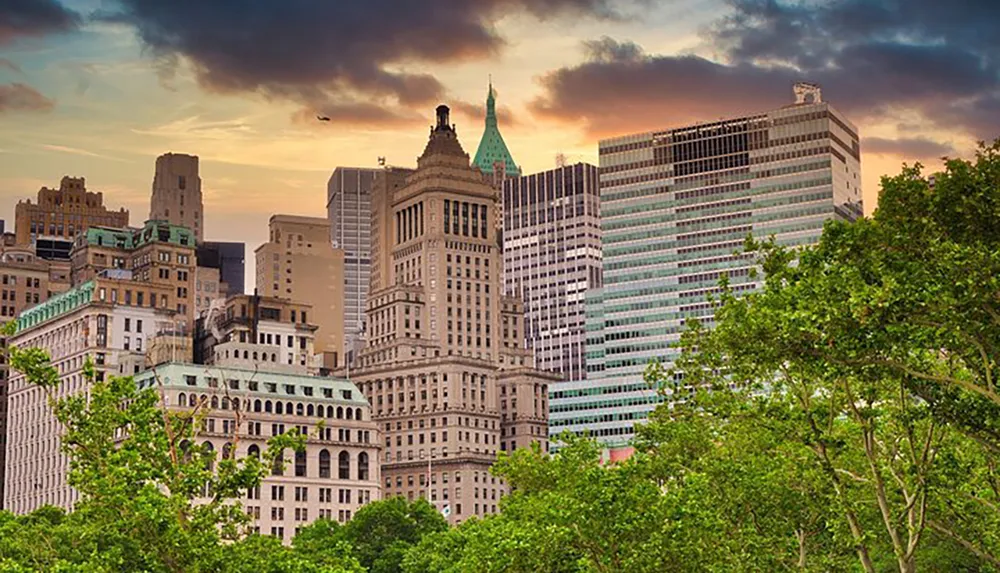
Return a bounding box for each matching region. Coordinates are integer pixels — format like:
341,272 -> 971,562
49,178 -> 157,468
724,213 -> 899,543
135,362 -> 371,407
472,82 -> 520,178
81,220 -> 195,250
16,280 -> 95,332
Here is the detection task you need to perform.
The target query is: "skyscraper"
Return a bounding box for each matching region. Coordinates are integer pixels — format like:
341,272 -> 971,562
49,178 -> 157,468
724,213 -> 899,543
14,176 -> 129,246
502,163 -> 602,383
255,215 -> 346,368
327,168 -> 380,365
551,83 -> 863,446
350,105 -> 556,524
149,153 -> 204,242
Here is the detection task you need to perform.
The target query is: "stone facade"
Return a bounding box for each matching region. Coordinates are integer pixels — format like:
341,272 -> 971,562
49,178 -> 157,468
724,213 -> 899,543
149,153 -> 203,242
14,176 -> 129,246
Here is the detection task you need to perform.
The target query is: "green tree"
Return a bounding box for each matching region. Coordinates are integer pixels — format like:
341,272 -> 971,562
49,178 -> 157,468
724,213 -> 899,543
339,497 -> 447,573
0,338 -> 304,572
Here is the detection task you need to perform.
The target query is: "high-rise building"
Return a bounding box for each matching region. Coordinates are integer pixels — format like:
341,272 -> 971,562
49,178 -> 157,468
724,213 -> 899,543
501,163 -> 602,383
350,105 -> 557,524
472,82 -> 520,184
327,168 -> 380,365
197,241 -> 246,296
69,220 -> 199,329
5,279 -> 182,513
150,153 -> 204,242
254,215 -> 345,369
14,176 -> 129,246
552,83 -> 864,446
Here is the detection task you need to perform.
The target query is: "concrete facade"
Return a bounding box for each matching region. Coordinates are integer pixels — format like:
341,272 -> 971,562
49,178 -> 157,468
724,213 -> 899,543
551,85 -> 864,446
14,176 -> 129,246
254,215 -> 346,368
149,153 -> 204,242
350,105 -> 557,525
134,363 -> 380,543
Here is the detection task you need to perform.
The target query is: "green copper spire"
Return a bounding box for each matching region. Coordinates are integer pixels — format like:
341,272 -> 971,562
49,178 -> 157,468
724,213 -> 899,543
473,79 -> 520,178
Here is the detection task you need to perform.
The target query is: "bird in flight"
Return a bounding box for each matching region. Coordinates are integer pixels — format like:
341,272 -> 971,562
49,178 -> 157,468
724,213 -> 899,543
317,115 -> 330,121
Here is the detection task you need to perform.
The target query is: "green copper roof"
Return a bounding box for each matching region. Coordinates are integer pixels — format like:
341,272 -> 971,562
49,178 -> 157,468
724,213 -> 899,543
472,82 -> 520,178
84,220 -> 195,250
16,280 -> 96,332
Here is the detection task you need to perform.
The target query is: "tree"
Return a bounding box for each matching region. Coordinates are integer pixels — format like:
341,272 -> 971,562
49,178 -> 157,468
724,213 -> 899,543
645,141 -> 1000,571
0,337 -> 303,572
339,497 -> 447,573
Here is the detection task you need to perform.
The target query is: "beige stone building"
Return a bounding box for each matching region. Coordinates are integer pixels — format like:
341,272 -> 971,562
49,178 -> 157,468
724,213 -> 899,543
255,215 -> 345,369
69,220 -> 198,330
14,176 -> 129,246
350,105 -> 557,524
150,153 -> 204,242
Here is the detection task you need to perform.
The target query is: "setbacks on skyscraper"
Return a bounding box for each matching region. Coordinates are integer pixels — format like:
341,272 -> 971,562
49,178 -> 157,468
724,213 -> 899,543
347,104 -> 558,525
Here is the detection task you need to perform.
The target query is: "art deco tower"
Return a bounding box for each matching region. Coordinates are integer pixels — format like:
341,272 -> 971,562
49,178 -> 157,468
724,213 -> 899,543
150,153 -> 204,242
350,105 -> 557,524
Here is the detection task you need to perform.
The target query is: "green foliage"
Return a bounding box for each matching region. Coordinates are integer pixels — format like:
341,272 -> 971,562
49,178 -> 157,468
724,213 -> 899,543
340,497 -> 447,573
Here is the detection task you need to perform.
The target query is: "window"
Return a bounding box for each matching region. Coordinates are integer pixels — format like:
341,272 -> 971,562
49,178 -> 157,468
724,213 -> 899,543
358,452 -> 369,481
338,451 -> 350,479
319,449 -> 331,478
295,449 -> 307,477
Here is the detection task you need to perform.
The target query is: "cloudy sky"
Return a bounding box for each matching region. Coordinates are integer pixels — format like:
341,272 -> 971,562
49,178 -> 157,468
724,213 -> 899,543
1,0 -> 994,285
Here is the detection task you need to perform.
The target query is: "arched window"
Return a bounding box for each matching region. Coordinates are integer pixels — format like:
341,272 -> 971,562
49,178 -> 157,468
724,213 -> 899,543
271,353 -> 277,362
232,398 -> 240,412
337,406 -> 344,419
319,449 -> 331,478
210,396 -> 219,409
346,408 -> 354,420
338,451 -> 350,479
178,393 -> 187,407
222,442 -> 233,459
295,449 -> 307,477
358,452 -> 369,481
180,439 -> 192,462
200,394 -> 208,406
221,397 -> 230,410
252,351 -> 258,360
286,402 -> 294,415
243,350 -> 249,359
254,399 -> 262,413
265,400 -> 273,413
202,441 -> 215,471
275,402 -> 284,415
355,408 -> 363,421
307,404 -> 314,417
247,444 -> 260,458
272,450 -> 284,476
296,403 -> 304,416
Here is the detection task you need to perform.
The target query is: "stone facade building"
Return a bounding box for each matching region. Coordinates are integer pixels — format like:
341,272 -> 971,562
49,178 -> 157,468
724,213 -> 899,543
149,153 -> 204,242
350,105 -> 557,524
14,176 -> 129,246
255,215 -> 345,369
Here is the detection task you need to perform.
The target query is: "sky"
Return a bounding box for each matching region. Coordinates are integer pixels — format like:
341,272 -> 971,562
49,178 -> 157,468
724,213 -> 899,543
1,0 -> 997,289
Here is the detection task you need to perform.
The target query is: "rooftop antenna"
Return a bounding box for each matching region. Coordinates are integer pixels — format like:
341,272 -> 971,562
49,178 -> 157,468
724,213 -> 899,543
377,156 -> 386,167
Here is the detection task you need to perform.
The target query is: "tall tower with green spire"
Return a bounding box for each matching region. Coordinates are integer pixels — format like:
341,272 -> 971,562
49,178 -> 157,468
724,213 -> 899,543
473,80 -> 521,180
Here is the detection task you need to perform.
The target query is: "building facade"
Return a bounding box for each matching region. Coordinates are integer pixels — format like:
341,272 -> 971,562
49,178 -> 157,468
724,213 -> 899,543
195,293 -> 319,374
552,83 -> 864,446
327,168 -> 380,366
254,215 -> 345,369
69,220 -> 198,329
134,362 -> 380,543
197,241 -> 246,296
150,153 -> 204,242
14,176 -> 129,246
502,163 -> 602,384
350,105 -> 557,525
4,279 -> 180,513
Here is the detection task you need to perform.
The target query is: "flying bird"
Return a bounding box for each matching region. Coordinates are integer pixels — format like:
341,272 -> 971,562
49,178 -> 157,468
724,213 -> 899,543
317,115 -> 330,121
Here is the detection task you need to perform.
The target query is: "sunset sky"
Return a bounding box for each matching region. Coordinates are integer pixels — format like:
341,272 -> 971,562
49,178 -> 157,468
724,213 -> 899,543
2,0 -> 994,286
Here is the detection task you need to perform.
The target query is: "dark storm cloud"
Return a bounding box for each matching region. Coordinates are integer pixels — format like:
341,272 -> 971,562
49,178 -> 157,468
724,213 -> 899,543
0,82 -> 55,112
98,0 -> 632,126
532,0 -> 1000,151
0,0 -> 80,46
863,137 -> 955,159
